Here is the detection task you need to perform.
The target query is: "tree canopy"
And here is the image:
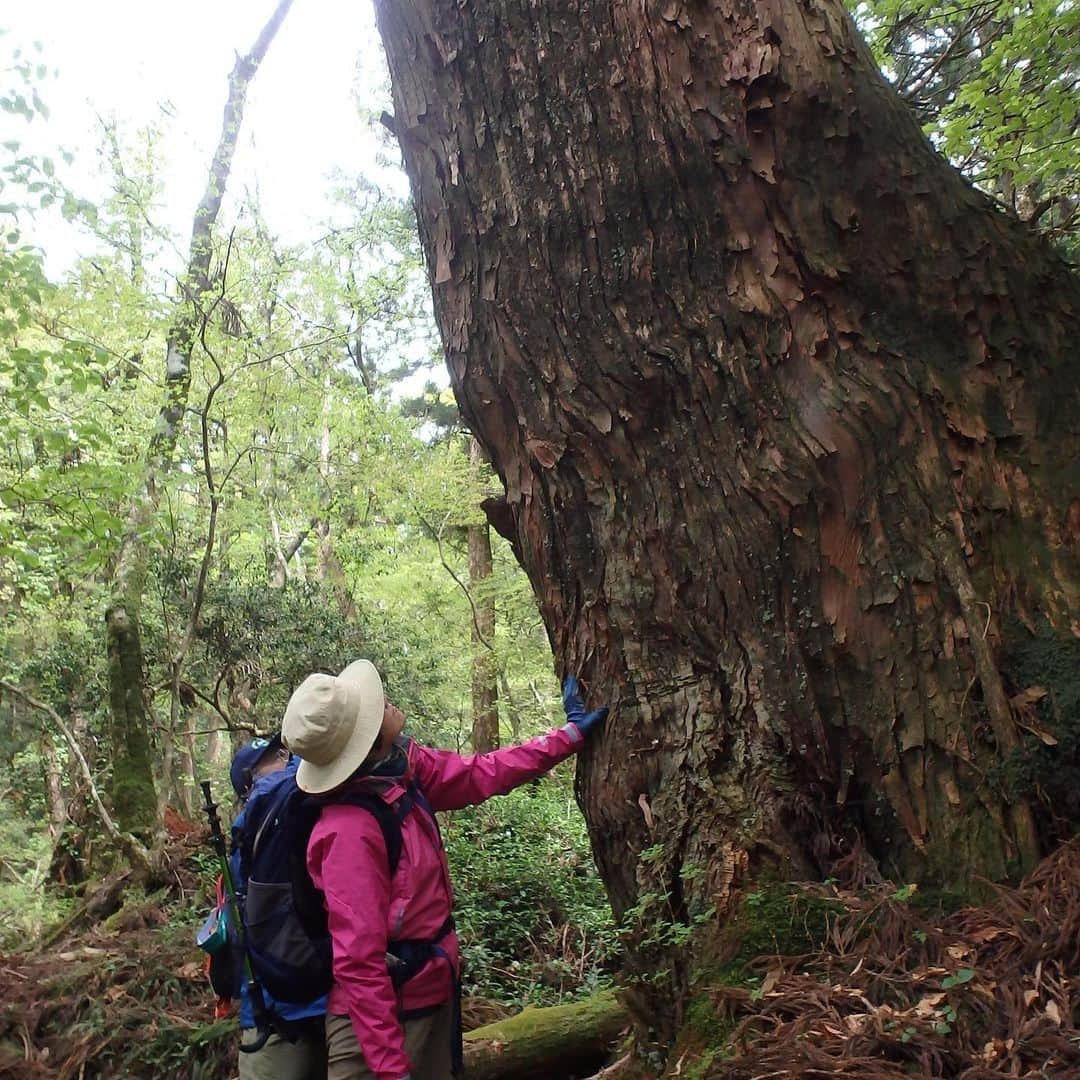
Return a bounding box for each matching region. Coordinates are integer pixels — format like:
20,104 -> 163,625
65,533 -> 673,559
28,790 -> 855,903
853,0 -> 1079,248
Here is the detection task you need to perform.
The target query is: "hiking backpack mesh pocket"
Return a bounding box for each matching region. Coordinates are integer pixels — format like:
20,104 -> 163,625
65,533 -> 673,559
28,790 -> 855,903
244,877 -> 332,1002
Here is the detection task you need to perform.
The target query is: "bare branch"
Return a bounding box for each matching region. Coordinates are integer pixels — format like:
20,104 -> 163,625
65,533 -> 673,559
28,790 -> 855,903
415,508 -> 497,653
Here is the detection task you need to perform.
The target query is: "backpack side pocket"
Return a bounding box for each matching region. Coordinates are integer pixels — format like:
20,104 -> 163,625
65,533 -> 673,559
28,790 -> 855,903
245,879 -> 332,1003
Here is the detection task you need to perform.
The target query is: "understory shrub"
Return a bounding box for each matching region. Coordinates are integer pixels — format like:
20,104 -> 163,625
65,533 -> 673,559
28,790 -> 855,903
443,767 -> 618,1007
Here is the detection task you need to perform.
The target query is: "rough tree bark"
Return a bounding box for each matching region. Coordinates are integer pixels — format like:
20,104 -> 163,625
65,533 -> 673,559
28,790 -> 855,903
103,0 -> 294,839
469,437 -> 500,752
373,0 -> 1080,1052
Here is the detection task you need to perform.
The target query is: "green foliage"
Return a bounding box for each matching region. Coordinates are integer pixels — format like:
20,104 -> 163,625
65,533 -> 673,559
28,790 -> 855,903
0,79 -> 150,590
998,619 -> 1080,841
621,885 -> 717,956
191,574 -> 471,739
852,0 -> 1079,250
445,774 -> 618,1007
0,802 -> 72,948
941,966 -> 975,988
197,579 -> 372,701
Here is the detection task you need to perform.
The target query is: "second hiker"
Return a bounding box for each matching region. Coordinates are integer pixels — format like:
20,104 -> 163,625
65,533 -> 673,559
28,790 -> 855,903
281,659 -> 608,1080
231,736 -> 328,1079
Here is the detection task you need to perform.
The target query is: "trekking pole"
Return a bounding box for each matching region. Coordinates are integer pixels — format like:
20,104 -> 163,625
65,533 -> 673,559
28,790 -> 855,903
200,780 -> 276,1053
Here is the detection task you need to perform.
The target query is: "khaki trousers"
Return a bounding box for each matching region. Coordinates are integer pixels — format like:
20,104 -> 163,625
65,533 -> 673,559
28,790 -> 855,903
238,1026 -> 327,1080
325,1001 -> 454,1080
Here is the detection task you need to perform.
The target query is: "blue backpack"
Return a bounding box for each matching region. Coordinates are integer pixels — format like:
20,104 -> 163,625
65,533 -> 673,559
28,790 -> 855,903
237,771 -> 432,1004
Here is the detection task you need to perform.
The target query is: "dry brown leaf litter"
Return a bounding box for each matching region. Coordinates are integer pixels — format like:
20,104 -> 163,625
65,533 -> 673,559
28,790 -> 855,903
703,837 -> 1080,1078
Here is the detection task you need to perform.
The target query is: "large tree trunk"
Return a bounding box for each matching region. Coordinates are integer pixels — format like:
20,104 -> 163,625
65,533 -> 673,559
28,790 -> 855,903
373,0 -> 1080,1052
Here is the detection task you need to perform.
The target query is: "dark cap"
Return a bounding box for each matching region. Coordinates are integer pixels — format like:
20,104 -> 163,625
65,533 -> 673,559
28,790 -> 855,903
229,733 -> 283,797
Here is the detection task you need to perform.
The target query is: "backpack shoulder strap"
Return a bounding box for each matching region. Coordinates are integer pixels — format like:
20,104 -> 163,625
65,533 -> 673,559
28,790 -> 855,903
330,787 -> 415,875
249,776 -> 305,856
235,775 -> 294,887
287,790 -> 332,934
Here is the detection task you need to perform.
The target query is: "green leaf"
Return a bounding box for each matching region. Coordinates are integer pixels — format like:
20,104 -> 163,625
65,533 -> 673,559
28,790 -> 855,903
941,968 -> 976,988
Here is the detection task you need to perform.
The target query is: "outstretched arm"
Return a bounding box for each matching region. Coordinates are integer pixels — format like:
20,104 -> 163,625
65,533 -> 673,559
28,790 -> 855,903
411,676 -> 609,812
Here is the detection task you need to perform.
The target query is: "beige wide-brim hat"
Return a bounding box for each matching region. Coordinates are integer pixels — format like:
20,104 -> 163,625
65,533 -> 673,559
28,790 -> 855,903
282,659 -> 384,794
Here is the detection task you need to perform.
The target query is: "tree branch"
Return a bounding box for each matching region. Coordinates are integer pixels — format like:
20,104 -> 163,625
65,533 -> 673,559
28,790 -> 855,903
416,508 -> 496,652
0,681 -> 153,874
152,0 -> 297,469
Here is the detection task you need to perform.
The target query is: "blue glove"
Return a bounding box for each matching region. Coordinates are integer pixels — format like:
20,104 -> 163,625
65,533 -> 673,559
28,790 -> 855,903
562,675 -> 609,737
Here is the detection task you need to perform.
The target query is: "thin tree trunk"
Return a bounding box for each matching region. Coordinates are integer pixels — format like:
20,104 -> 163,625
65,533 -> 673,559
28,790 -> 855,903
48,707 -> 93,885
179,727 -> 198,818
40,731 -> 67,839
375,0 -> 1080,1053
316,518 -> 359,619
206,720 -> 224,774
263,432 -> 291,587
268,499 -> 290,587
315,364 -> 359,618
292,544 -> 308,583
103,0 -> 295,840
469,437 -> 500,752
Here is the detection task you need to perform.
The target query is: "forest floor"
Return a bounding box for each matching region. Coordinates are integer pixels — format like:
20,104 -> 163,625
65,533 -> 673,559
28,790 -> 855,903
673,838 -> 1080,1079
2,826 -> 1080,1078
0,819 -> 516,1080
0,820 -> 244,1079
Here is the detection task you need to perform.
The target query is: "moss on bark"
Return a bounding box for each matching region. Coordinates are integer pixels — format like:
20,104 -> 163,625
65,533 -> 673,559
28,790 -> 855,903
105,603 -> 157,837
463,989 -> 627,1079
718,884 -> 846,982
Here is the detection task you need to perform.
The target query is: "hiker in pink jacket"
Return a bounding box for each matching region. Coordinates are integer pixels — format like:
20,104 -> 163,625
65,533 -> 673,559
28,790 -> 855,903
281,659 -> 608,1080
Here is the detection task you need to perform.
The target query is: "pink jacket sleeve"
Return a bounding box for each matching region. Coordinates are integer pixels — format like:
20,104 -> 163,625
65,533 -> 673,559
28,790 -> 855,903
308,808 -> 410,1080
411,724 -> 583,812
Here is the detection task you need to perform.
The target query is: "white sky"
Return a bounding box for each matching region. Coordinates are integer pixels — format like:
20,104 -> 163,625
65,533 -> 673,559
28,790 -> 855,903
1,0 -> 408,272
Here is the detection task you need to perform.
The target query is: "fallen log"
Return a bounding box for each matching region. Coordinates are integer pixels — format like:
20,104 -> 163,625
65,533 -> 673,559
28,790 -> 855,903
463,988 -> 628,1080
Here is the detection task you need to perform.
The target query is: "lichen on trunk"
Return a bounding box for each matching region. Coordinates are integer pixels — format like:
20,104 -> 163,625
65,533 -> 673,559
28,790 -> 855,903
100,0 -> 296,849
